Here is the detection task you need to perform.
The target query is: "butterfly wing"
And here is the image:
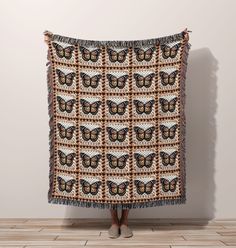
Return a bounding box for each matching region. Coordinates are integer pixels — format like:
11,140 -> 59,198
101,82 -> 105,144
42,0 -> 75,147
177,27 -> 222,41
107,180 -> 118,195
90,181 -> 102,195
57,96 -> 66,112
169,124 -> 178,139
90,74 -> 101,88
63,46 -> 74,59
106,127 -> 117,142
117,128 -> 128,142
168,70 -> 178,85
143,127 -> 155,141
159,98 -> 169,113
80,126 -> 91,141
89,101 -> 101,115
65,126 -> 75,140
80,179 -> 92,194
134,100 -> 145,114
134,126 -> 145,141
144,47 -> 156,61
160,178 -> 170,192
168,97 -> 178,112
56,69 -> 66,85
169,151 -> 178,165
117,101 -> 129,115
160,125 -> 169,139
90,49 -> 101,62
53,43 -> 64,58
144,100 -> 154,114
169,177 -> 178,192
80,46 -> 91,61
117,181 -> 129,196
57,123 -> 66,139
134,179 -> 145,194
160,151 -> 170,166
90,128 -> 101,142
144,73 -> 155,87
144,153 -> 155,168
106,100 -> 118,115
57,176 -> 66,191
170,43 -> 181,58
107,154 -> 119,169
134,48 -> 145,61
161,44 -> 171,59
65,179 -> 76,193
64,99 -> 75,113
134,153 -> 145,168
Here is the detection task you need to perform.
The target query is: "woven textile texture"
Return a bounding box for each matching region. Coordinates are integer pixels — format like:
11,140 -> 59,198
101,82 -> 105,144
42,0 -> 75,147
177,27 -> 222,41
44,30 -> 191,209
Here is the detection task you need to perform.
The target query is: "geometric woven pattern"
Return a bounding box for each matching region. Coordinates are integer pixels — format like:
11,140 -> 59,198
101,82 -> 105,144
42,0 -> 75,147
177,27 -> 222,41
44,29 -> 191,209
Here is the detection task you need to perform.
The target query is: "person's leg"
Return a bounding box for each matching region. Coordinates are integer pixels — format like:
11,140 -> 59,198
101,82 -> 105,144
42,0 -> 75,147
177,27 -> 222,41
119,209 -> 133,238
110,209 -> 119,226
108,209 -> 120,238
119,209 -> 129,225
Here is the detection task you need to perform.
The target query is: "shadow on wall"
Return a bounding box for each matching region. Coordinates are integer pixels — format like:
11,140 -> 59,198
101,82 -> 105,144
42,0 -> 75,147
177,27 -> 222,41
183,48 -> 218,219
64,48 -> 218,219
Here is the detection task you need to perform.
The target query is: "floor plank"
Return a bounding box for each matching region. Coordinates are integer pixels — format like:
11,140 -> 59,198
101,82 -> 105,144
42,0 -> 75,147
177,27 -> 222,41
0,219 -> 235,247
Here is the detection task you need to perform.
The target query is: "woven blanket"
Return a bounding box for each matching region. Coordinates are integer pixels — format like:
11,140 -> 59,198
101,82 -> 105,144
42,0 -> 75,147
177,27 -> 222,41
44,29 -> 191,209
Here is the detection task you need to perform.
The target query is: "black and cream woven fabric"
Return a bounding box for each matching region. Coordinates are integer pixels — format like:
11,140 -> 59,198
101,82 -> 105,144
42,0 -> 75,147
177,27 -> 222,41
44,29 -> 191,209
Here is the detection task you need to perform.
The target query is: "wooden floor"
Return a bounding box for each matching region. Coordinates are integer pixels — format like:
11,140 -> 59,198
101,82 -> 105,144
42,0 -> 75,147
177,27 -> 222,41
1,219 -> 236,247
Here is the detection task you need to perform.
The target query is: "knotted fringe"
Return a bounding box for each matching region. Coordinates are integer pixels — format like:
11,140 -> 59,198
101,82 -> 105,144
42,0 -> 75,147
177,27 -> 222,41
50,30 -> 189,48
178,38 -> 191,207
48,196 -> 186,210
47,49 -> 56,203
46,32 -> 191,210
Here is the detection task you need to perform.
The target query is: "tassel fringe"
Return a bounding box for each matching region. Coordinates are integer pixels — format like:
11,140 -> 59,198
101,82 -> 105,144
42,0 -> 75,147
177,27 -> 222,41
49,30 -> 191,48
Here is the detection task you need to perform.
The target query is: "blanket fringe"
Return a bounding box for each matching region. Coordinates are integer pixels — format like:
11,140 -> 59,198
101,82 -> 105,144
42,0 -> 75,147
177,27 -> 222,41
47,29 -> 191,48
48,196 -> 186,210
46,49 -> 56,202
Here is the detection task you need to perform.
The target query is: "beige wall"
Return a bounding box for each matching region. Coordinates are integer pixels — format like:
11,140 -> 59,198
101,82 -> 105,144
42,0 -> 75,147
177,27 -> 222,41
0,0 -> 235,218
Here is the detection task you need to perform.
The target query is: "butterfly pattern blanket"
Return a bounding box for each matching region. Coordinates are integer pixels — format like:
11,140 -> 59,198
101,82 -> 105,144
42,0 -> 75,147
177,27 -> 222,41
44,29 -> 191,209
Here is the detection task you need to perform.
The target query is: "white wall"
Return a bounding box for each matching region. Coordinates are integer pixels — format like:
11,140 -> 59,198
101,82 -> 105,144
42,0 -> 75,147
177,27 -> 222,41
0,0 -> 235,219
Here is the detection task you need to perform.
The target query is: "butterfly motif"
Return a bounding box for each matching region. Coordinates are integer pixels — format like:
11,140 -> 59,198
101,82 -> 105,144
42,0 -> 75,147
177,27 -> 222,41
80,99 -> 101,115
159,97 -> 177,113
106,100 -> 129,116
134,47 -> 156,62
133,100 -> 155,115
80,153 -> 101,169
57,176 -> 76,193
160,151 -> 178,166
106,154 -> 129,169
107,74 -> 128,89
58,150 -> 76,167
134,73 -> 155,88
161,43 -> 181,59
80,179 -> 101,195
52,43 -> 75,60
80,126 -> 101,142
134,179 -> 156,195
160,124 -> 178,140
134,153 -> 155,168
106,127 -> 129,142
134,126 -> 155,142
160,177 -> 178,192
107,48 -> 128,63
57,96 -> 75,113
159,70 -> 179,86
80,72 -> 102,89
56,69 -> 76,86
107,180 -> 129,196
79,46 -> 101,62
57,123 -> 75,140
